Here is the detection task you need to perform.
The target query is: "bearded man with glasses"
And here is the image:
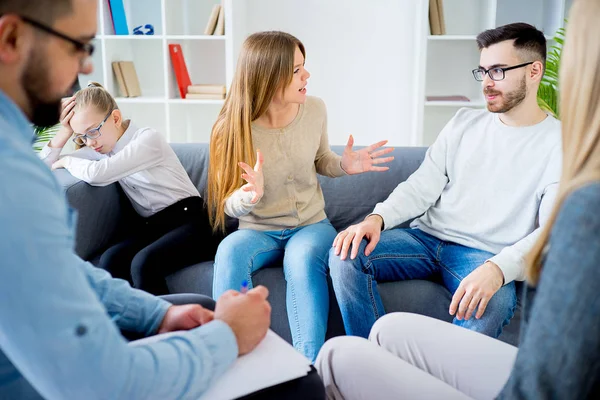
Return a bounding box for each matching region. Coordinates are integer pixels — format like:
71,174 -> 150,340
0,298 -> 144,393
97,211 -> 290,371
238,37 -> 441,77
328,22 -> 562,344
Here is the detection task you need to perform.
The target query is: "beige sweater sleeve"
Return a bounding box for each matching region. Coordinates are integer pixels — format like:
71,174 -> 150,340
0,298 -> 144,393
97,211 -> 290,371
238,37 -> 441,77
314,100 -> 346,178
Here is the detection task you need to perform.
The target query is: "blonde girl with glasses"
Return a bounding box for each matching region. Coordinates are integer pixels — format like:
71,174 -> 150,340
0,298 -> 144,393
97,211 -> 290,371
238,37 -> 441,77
40,82 -> 222,295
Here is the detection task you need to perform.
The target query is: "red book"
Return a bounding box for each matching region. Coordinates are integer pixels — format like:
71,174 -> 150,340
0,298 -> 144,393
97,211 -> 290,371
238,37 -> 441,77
169,44 -> 192,98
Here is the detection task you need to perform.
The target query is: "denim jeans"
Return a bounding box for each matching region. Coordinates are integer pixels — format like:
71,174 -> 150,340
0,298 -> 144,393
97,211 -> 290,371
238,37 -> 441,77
329,228 -> 516,338
213,219 -> 337,362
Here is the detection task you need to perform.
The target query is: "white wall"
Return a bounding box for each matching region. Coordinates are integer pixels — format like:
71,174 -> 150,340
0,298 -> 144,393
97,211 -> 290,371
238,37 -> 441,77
232,0 -> 420,146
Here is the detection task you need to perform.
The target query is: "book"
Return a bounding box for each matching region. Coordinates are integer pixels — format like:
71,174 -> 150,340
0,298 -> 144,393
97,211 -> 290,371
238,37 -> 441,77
169,44 -> 192,98
204,4 -> 221,35
188,84 -> 227,95
429,0 -> 442,35
185,93 -> 225,100
130,330 -> 311,400
108,0 -> 129,35
437,0 -> 446,35
214,5 -> 225,36
118,61 -> 142,97
111,62 -> 129,97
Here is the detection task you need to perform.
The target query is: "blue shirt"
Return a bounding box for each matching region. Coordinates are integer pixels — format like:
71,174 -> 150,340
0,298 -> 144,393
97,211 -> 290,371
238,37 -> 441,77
0,90 -> 238,399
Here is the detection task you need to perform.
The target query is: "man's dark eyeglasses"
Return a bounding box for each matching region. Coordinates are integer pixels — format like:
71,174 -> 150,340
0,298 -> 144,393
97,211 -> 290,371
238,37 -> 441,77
472,62 -> 534,82
16,15 -> 94,57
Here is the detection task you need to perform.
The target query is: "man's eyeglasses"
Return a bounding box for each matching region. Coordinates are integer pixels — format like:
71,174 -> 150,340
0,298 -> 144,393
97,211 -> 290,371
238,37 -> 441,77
73,110 -> 113,146
472,62 -> 534,82
17,15 -> 95,58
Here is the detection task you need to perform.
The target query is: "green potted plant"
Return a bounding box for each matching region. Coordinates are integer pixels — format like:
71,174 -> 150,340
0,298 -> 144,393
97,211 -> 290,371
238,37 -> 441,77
32,123 -> 60,153
537,25 -> 565,118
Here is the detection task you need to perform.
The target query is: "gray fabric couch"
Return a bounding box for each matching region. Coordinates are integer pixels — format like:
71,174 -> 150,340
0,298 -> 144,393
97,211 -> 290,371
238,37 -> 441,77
54,143 -> 522,346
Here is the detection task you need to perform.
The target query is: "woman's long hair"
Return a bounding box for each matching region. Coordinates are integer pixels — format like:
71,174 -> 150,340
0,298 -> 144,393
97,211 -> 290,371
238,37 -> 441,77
207,31 -> 305,232
527,0 -> 600,284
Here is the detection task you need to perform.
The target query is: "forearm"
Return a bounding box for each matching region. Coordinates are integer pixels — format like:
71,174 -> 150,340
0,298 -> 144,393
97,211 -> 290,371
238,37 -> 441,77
315,151 -> 346,178
373,169 -> 447,230
38,143 -> 63,167
83,262 -> 171,335
1,254 -> 238,399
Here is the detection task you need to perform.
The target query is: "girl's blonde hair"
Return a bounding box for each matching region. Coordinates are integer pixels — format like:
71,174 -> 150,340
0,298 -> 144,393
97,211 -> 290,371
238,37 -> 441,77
74,81 -> 118,115
207,31 -> 305,232
527,0 -> 600,284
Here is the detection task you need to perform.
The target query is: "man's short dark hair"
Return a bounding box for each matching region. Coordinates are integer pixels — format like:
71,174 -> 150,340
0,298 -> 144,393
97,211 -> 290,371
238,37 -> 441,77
0,0 -> 73,26
476,22 -> 547,65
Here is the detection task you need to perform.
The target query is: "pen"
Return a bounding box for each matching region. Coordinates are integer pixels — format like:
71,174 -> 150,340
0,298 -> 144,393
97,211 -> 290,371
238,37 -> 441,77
241,279 -> 248,294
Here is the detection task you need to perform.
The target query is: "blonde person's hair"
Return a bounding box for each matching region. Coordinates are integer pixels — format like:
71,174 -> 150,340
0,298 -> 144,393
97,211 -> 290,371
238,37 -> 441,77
207,31 -> 305,232
527,0 -> 600,284
72,81 -> 120,148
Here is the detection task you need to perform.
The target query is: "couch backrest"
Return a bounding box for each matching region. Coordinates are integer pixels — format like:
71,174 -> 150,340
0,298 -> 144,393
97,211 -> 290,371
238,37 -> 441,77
57,143 -> 426,260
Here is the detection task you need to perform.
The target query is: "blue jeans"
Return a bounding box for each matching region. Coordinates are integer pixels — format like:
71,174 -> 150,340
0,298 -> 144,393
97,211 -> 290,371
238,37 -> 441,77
213,219 -> 337,362
329,228 -> 516,338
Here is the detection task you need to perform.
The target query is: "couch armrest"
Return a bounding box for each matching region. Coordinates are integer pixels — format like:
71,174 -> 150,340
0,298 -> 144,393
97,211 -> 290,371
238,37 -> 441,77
53,170 -> 135,260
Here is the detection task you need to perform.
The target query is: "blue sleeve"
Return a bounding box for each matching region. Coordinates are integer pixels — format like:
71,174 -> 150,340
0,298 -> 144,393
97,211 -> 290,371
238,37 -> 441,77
497,183 -> 600,399
0,151 -> 238,399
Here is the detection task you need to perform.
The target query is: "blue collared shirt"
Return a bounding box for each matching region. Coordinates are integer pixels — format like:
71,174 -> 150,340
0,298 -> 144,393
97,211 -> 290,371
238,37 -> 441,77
0,90 -> 237,399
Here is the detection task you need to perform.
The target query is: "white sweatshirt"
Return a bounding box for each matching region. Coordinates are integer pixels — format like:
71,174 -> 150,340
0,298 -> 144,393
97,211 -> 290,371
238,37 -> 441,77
373,108 -> 562,284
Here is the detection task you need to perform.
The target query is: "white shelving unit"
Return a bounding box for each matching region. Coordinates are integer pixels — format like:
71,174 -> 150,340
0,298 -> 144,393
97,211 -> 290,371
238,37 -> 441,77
81,0 -> 235,143
414,0 -> 571,146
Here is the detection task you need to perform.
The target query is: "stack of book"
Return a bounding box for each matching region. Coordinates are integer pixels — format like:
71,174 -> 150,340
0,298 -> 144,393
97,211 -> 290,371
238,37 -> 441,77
204,4 -> 225,36
112,61 -> 142,97
185,85 -> 226,100
429,0 -> 446,35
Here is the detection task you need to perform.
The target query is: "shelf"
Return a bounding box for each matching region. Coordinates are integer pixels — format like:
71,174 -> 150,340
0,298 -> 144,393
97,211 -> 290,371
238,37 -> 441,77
115,97 -> 165,104
169,99 -> 225,105
425,101 -> 486,107
100,35 -> 164,40
165,35 -> 226,41
428,35 -> 478,40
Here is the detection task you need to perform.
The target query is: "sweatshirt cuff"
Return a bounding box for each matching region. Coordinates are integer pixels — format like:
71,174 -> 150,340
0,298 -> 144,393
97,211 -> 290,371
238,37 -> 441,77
39,143 -> 61,161
488,250 -> 526,285
372,204 -> 396,231
337,160 -> 349,177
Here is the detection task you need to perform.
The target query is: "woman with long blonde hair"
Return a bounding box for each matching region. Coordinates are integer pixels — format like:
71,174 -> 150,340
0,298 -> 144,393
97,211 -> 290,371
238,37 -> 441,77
316,0 -> 600,397
208,31 -> 393,362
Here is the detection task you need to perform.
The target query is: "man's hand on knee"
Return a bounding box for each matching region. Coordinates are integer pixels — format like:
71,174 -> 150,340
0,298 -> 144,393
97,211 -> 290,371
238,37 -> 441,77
333,215 -> 383,260
449,261 -> 505,320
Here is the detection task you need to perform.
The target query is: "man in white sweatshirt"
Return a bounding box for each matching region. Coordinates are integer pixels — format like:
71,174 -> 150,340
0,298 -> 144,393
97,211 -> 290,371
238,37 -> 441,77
328,22 -> 561,339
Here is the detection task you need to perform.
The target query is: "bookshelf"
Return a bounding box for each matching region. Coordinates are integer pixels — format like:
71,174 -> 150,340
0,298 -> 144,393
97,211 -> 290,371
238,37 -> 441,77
80,0 -> 235,143
415,0 -> 572,146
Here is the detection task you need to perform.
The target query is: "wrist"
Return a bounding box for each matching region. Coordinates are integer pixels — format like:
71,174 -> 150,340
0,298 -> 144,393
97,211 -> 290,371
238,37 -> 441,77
486,261 -> 505,286
49,129 -> 72,148
366,214 -> 384,230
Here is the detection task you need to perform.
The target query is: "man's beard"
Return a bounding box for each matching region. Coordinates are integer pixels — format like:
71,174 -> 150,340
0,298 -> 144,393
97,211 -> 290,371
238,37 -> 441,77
22,47 -> 63,128
485,76 -> 527,114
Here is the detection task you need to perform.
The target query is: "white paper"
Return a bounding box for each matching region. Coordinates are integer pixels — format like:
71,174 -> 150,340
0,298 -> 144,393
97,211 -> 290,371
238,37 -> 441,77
130,329 -> 311,400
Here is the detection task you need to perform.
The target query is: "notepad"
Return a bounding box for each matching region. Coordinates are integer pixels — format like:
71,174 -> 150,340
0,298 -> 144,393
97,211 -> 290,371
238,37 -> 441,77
130,329 -> 311,400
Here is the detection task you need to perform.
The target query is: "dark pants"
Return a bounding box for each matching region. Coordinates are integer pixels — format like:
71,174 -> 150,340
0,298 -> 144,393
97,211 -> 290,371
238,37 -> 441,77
159,294 -> 326,400
99,197 -> 222,295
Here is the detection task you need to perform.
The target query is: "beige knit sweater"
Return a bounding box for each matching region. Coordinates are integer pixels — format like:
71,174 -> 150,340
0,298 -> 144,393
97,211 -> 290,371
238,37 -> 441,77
224,96 -> 346,231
